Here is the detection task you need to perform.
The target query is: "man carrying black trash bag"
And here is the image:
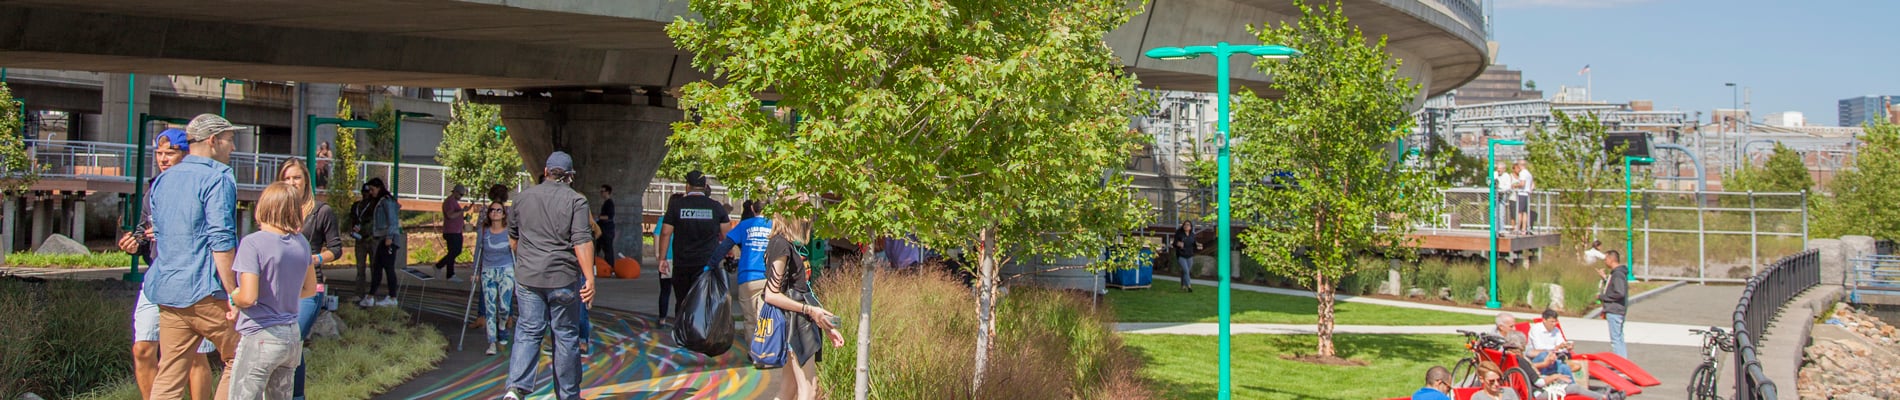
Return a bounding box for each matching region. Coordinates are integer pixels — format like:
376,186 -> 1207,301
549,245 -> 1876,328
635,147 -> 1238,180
501,151 -> 596,400
662,170 -> 737,356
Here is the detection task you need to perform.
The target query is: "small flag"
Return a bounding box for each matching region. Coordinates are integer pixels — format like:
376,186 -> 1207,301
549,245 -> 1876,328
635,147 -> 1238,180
1578,64 -> 1591,76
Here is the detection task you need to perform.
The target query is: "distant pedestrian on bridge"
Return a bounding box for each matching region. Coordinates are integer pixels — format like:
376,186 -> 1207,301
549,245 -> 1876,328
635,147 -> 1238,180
503,151 -> 596,400
1513,160 -> 1535,235
147,114 -> 245,400
1597,250 -> 1629,358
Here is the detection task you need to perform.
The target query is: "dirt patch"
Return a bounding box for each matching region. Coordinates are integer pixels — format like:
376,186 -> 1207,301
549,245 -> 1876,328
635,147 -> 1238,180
1280,354 -> 1370,367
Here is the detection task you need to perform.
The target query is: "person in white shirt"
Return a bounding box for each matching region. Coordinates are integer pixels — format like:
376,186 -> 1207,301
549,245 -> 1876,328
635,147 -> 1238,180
1495,164 -> 1515,236
1514,160 -> 1535,235
1582,240 -> 1607,265
1525,309 -> 1574,378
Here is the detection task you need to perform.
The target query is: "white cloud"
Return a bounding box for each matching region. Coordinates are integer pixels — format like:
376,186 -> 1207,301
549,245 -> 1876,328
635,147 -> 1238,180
1495,0 -> 1654,9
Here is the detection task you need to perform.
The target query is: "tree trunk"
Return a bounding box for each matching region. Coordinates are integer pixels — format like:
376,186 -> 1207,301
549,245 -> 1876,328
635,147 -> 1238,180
1315,271 -> 1337,358
971,227 -> 1000,395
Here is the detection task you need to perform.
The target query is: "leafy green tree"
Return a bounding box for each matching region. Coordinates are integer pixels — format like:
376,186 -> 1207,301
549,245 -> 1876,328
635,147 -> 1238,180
1424,133 -> 1486,187
362,101 -> 398,162
435,101 -> 519,196
326,98 -> 361,223
1814,121 -> 1900,239
1527,110 -> 1638,250
1228,1 -> 1442,358
0,83 -> 38,193
1725,143 -> 1812,193
666,0 -> 1152,391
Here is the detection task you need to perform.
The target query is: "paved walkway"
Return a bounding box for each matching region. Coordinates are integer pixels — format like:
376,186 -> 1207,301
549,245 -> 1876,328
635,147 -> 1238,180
1135,276 -> 1711,347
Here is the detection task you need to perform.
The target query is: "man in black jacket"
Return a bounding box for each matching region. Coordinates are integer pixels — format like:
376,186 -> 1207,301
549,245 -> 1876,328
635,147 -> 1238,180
1596,250 -> 1629,358
1173,221 -> 1198,292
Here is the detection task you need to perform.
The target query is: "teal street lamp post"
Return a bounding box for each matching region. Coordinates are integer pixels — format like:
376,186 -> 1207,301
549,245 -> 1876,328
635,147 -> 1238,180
1143,42 -> 1301,400
124,114 -> 192,282
1485,139 -> 1526,309
1622,155 -> 1652,282
304,116 -> 380,196
392,111 -> 433,195
218,79 -> 244,117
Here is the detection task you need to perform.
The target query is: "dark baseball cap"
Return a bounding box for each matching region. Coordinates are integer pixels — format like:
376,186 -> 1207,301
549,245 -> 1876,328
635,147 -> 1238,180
685,170 -> 708,187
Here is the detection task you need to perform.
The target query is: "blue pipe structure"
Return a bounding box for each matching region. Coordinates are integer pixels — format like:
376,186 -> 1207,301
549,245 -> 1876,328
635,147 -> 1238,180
1653,143 -> 1706,192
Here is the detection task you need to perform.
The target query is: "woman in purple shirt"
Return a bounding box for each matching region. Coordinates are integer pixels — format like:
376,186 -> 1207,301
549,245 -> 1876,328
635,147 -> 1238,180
228,182 -> 318,399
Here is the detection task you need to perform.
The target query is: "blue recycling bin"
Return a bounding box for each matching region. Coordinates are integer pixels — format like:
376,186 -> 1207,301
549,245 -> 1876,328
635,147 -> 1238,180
1107,247 -> 1154,288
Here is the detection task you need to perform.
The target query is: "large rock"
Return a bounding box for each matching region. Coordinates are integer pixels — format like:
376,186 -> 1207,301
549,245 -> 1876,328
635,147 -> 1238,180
1842,235 -> 1877,261
33,234 -> 89,255
1379,267 -> 1403,296
1808,239 -> 1847,286
309,311 -> 345,339
1193,255 -> 1217,277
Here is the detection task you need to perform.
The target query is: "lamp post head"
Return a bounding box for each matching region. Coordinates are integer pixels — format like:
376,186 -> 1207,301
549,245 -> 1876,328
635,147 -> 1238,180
1243,45 -> 1303,59
1489,139 -> 1527,146
221,78 -> 244,85
1626,156 -> 1654,163
1725,82 -> 1736,87
1144,47 -> 1196,60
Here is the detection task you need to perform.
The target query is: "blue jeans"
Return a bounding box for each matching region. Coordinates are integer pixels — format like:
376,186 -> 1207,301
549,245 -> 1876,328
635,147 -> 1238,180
292,293 -> 321,400
1531,351 -> 1574,379
508,281 -> 583,400
1607,313 -> 1627,358
1177,257 -> 1194,288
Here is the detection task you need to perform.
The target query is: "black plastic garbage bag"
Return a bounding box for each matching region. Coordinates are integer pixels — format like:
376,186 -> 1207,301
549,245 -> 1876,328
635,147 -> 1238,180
672,265 -> 734,356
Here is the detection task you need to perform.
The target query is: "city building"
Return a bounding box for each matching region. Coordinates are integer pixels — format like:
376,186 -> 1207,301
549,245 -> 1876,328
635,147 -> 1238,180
1838,95 -> 1899,127
1453,64 -> 1543,105
1764,111 -> 1805,127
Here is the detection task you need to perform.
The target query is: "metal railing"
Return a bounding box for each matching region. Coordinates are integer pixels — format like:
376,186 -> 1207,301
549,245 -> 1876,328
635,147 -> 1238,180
21,139 -> 472,202
1730,249 -> 1819,400
1849,255 -> 1900,303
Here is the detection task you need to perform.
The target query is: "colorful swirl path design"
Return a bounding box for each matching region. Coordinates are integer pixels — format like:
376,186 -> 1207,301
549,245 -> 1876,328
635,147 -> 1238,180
400,294 -> 775,399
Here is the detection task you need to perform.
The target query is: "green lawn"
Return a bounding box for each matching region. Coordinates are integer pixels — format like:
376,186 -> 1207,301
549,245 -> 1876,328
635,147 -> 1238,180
1124,334 -> 1467,400
1106,287 -> 1491,326
4,251 -> 134,269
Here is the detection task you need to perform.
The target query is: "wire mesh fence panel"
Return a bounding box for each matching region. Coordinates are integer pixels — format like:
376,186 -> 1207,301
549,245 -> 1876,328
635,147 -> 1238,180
1532,189 -> 1806,282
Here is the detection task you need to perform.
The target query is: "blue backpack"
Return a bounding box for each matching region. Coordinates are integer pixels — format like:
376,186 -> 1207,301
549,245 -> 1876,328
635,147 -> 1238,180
750,301 -> 792,368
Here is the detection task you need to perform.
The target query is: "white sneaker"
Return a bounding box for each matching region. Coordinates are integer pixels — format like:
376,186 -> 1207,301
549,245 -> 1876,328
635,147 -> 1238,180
377,297 -> 399,307
356,297 -> 374,308
485,343 -> 497,356
502,391 -> 522,400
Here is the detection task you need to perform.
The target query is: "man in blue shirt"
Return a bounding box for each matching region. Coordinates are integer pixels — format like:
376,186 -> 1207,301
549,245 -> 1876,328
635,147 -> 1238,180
706,200 -> 771,336
1412,365 -> 1454,400
146,114 -> 244,399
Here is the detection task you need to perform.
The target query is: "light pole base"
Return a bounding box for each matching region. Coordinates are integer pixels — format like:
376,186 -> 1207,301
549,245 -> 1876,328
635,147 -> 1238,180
122,271 -> 143,283
1484,301 -> 1500,309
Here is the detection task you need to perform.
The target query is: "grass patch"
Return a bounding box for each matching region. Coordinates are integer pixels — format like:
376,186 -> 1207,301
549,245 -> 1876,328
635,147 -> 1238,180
73,301 -> 445,400
1125,334 -> 1467,400
814,264 -> 1156,399
4,252 -> 135,269
1105,286 -> 1490,326
0,278 -> 137,399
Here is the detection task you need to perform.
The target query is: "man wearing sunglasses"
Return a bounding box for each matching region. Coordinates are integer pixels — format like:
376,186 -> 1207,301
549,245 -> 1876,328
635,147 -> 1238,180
1412,365 -> 1454,400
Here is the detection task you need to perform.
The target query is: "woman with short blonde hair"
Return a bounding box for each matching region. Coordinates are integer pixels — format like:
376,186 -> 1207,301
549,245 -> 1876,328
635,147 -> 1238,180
275,159 -> 343,400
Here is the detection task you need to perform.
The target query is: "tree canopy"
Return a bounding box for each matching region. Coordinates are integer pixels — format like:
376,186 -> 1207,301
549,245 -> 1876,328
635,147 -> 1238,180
1228,0 -> 1441,358
0,83 -> 38,194
434,101 -> 521,196
666,0 -> 1153,392
1814,121 -> 1900,240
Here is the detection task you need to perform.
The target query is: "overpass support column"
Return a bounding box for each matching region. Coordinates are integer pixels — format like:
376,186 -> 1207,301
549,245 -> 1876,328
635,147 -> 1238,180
494,100 -> 679,261
102,74 -> 153,145
1,197 -> 16,254
68,196 -> 85,243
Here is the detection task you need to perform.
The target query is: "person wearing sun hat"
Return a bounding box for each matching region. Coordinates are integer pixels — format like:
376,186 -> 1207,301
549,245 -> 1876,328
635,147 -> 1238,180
146,114 -> 247,399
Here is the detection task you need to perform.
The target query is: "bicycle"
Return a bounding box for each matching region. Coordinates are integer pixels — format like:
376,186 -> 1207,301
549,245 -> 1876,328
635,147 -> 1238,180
1451,330 -> 1537,392
1687,326 -> 1735,400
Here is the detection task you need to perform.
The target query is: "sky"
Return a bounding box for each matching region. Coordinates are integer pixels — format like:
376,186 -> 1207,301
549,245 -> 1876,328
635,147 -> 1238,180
1489,0 -> 1897,126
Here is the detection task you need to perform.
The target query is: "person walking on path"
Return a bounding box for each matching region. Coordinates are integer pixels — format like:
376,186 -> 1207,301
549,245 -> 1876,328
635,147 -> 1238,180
596,185 -> 617,262
759,200 -> 845,400
1172,220 -> 1198,292
654,193 -> 683,323
706,199 -> 772,337
1513,160 -> 1535,235
478,199 -> 518,356
1597,249 -> 1630,358
276,159 -> 342,400
657,171 -> 730,314
503,151 -> 597,400
361,177 -> 403,307
349,184 -> 376,305
146,114 -> 245,400
226,182 -> 318,400
120,128 -> 217,400
437,184 -> 470,282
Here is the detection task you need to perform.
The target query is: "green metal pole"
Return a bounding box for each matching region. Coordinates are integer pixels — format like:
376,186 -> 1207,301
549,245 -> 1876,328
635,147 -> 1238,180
1486,142 -> 1500,309
1213,42 -> 1235,400
126,74 -> 137,176
392,116 -> 402,195
305,115 -> 318,197
219,81 -> 229,117
126,115 -> 152,282
1622,156 -> 1648,282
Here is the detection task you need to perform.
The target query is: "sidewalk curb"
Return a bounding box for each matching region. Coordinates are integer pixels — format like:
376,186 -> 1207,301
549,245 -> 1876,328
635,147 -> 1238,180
1583,280 -> 1687,319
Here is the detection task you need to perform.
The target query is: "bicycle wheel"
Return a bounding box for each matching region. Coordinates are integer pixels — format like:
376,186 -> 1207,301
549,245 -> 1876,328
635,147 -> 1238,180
1502,366 -> 1534,400
1691,363 -> 1724,400
1450,358 -> 1478,387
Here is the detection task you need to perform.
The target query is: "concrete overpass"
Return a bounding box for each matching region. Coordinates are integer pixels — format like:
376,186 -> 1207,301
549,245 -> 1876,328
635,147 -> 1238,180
0,0 -> 1488,257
